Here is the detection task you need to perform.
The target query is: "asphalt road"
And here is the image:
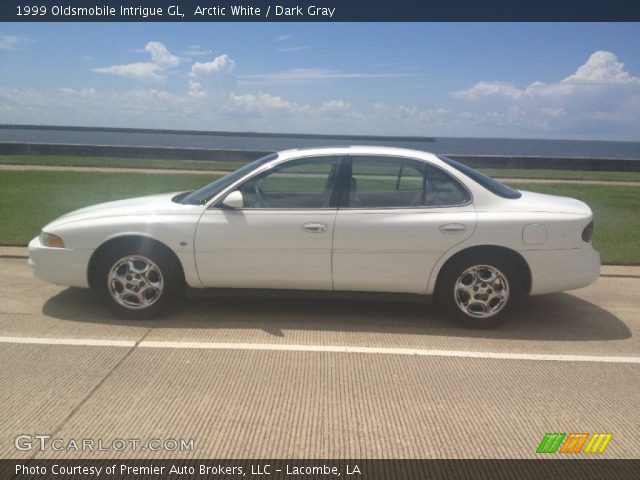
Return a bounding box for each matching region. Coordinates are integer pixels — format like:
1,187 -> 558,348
1,257 -> 639,459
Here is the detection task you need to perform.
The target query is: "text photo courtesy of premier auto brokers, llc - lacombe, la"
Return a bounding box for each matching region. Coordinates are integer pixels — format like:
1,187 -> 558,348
0,2 -> 639,479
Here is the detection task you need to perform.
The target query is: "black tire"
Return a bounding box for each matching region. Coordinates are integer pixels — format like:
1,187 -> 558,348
435,252 -> 523,329
92,242 -> 184,320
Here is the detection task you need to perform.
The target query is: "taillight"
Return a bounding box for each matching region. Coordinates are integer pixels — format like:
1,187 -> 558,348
582,220 -> 594,242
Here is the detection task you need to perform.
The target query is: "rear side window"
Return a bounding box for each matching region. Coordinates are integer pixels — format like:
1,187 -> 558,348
438,155 -> 522,199
347,156 -> 470,208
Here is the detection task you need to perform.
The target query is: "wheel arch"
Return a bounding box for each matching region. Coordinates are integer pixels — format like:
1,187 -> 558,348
433,245 -> 532,295
87,235 -> 185,289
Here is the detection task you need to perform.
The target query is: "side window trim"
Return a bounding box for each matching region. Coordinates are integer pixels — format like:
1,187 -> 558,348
420,162 -> 428,206
395,164 -> 404,191
336,156 -> 353,208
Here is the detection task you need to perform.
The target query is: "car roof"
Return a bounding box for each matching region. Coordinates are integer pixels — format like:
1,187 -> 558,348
273,145 -> 442,164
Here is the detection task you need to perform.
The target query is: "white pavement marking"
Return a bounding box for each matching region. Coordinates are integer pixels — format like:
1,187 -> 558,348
0,336 -> 136,348
138,341 -> 640,364
1,335 -> 639,364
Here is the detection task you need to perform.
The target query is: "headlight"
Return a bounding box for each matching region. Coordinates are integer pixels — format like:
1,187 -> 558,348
40,232 -> 65,248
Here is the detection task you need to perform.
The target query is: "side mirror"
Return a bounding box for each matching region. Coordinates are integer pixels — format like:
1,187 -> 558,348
222,190 -> 244,209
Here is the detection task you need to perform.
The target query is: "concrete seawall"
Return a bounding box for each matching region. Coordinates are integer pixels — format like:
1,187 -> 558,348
1,142 -> 639,172
0,142 -> 272,163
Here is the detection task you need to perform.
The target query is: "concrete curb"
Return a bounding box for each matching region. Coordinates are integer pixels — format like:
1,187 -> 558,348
599,266 -> 640,278
0,247 -> 28,258
2,246 -> 639,277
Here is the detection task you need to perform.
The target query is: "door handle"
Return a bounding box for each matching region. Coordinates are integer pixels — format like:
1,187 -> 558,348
301,222 -> 328,233
439,223 -> 467,234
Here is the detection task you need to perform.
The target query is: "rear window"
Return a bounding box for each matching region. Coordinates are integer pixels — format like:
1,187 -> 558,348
438,156 -> 522,199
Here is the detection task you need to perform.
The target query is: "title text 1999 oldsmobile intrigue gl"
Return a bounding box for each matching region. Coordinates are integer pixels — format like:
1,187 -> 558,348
29,147 -> 600,328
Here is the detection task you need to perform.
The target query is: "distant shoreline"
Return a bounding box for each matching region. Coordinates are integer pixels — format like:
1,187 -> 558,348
2,124 -> 638,160
0,124 -> 435,143
2,124 -> 639,145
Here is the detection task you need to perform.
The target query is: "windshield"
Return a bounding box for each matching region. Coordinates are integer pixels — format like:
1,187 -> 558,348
179,153 -> 278,205
438,156 -> 522,199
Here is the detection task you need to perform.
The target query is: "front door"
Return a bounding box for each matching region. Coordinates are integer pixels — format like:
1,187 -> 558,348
194,156 -> 343,290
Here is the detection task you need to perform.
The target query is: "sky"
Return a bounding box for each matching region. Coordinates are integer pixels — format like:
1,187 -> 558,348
0,22 -> 639,140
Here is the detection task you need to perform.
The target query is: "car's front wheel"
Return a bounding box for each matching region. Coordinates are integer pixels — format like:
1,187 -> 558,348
435,253 -> 522,328
93,244 -> 183,319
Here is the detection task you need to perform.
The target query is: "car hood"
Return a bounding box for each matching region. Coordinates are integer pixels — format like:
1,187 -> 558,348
510,190 -> 592,215
46,192 -> 189,228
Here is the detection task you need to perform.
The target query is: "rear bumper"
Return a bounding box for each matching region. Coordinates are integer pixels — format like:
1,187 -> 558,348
523,244 -> 600,296
28,236 -> 92,288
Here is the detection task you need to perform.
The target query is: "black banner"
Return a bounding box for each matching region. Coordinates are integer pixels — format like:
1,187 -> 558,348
2,459 -> 640,480
0,0 -> 639,22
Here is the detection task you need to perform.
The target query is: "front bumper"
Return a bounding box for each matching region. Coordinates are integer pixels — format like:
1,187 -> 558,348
523,243 -> 601,296
28,236 -> 93,288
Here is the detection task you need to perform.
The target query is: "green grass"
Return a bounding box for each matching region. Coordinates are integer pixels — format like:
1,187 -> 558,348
0,154 -> 239,172
506,182 -> 640,265
0,171 -> 219,246
1,170 -> 638,264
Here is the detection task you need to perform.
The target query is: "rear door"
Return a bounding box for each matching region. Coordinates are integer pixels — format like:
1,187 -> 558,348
332,155 -> 477,294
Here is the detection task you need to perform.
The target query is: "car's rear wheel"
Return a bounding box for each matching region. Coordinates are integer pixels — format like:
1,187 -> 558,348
93,244 -> 183,319
436,253 -> 522,328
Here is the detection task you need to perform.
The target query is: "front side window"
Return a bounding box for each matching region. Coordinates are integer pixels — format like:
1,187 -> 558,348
238,156 -> 342,209
347,156 -> 470,208
179,153 -> 277,205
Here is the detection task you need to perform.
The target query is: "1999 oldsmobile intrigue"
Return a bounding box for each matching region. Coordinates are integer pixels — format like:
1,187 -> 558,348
29,147 -> 600,328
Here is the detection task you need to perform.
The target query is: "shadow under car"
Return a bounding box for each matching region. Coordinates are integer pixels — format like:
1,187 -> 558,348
41,287 -> 631,342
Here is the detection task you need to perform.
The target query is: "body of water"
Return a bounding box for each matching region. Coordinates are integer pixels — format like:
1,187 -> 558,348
1,126 -> 639,160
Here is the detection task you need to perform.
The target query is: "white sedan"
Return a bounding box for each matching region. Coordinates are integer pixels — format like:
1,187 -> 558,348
28,146 -> 600,328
